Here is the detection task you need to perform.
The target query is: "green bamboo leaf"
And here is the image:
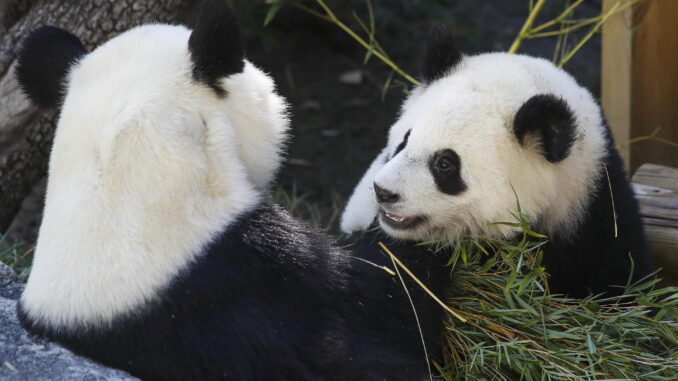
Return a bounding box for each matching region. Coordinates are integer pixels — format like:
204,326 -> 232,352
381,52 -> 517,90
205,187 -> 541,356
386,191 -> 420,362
524,228 -> 547,238
501,289 -> 516,310
628,279 -> 661,294
489,221 -> 522,227
514,293 -> 538,315
480,254 -> 497,272
534,250 -> 544,267
586,332 -> 597,354
263,2 -> 283,26
363,45 -> 374,64
517,272 -> 534,295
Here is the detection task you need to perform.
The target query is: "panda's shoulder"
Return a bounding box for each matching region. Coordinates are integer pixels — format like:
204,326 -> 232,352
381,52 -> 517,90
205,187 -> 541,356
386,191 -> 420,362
201,202 -> 342,273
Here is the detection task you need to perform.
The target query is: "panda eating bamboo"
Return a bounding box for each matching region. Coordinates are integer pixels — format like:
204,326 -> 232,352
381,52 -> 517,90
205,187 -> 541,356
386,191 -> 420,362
341,25 -> 653,298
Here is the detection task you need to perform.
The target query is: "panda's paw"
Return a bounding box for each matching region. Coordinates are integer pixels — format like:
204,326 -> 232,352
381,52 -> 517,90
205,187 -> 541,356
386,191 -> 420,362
340,205 -> 377,233
340,149 -> 390,233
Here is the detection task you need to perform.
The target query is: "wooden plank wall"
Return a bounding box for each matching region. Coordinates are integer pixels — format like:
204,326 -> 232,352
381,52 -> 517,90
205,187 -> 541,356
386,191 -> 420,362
630,0 -> 678,174
602,0 -> 678,174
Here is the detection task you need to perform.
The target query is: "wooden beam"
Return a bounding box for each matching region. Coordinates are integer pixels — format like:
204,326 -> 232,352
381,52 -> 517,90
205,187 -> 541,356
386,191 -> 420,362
632,163 -> 678,192
602,0 -> 633,169
632,164 -> 678,286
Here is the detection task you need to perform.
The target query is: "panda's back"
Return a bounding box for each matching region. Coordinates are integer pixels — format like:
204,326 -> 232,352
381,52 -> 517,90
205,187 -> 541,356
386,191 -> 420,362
18,203 -> 338,380
19,203 -> 445,380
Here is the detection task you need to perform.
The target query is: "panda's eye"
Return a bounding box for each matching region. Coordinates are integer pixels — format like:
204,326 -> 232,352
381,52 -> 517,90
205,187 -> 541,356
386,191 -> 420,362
434,153 -> 457,174
429,149 -> 466,195
436,157 -> 453,172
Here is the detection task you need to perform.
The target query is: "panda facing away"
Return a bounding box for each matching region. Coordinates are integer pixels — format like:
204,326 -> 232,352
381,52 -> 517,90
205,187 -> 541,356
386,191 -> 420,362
14,2 -> 450,380
341,25 -> 653,298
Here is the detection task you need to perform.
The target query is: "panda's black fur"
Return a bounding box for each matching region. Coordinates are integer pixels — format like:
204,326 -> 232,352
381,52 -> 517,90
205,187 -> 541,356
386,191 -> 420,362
19,203 -> 448,380
533,126 -> 653,297
15,26 -> 87,108
187,0 -> 244,96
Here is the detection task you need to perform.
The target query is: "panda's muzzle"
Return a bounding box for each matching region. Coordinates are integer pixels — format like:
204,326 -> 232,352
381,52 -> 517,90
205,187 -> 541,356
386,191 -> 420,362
374,182 -> 427,229
380,211 -> 427,230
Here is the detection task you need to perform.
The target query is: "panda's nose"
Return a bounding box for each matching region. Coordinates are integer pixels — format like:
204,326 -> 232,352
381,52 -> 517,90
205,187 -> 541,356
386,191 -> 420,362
374,182 -> 399,204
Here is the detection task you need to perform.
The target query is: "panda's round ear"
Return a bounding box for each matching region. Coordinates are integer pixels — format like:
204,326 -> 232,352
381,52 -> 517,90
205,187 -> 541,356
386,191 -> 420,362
15,26 -> 87,108
514,94 -> 577,163
421,24 -> 462,84
189,0 -> 245,96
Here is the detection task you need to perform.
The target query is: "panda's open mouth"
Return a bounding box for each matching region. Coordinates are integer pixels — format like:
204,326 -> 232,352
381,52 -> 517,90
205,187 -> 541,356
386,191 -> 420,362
380,211 -> 427,230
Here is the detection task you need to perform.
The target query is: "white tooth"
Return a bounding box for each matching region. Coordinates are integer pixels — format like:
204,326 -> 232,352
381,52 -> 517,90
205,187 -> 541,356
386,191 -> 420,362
384,212 -> 405,223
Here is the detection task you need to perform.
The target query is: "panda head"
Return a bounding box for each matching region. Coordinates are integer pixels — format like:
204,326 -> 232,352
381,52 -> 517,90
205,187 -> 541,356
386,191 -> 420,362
343,25 -> 606,242
15,0 -> 288,196
17,1 -> 289,326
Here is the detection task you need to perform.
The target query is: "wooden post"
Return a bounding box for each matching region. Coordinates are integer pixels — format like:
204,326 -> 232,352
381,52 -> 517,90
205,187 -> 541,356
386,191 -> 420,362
602,0 -> 678,174
602,0 -> 633,168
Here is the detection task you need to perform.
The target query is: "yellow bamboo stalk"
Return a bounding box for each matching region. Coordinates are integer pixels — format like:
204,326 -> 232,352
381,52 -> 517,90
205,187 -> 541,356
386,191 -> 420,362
531,0 -> 586,33
558,0 -> 623,67
532,0 -> 642,39
530,18 -> 598,38
508,0 -> 547,53
314,0 -> 420,85
378,242 -> 467,322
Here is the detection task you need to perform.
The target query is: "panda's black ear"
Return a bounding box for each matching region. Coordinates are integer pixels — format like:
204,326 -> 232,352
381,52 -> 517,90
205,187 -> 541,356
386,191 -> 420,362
15,26 -> 87,108
422,24 -> 462,84
514,94 -> 577,163
189,0 -> 245,96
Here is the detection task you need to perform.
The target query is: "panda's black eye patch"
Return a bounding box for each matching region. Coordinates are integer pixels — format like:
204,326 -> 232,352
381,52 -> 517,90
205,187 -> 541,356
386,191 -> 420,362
392,129 -> 411,158
429,149 -> 466,195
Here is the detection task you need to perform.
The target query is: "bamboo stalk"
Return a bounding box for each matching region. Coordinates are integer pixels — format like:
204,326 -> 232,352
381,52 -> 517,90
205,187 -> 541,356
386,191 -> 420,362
531,0 -> 586,33
558,0 -> 623,67
378,242 -> 467,322
508,0 -> 547,54
312,0 -> 420,85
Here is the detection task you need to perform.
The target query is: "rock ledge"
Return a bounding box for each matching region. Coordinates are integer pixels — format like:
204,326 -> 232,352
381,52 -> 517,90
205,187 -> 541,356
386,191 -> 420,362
0,262 -> 138,381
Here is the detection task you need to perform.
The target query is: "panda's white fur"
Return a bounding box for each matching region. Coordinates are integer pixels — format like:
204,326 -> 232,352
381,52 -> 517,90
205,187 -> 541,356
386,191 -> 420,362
342,53 -> 605,242
21,24 -> 288,327
339,148 -> 389,232
15,7 -> 452,380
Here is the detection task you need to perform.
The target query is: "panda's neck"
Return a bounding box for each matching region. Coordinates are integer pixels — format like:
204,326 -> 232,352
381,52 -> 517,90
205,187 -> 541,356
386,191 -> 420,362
534,136 -> 631,246
538,132 -> 649,261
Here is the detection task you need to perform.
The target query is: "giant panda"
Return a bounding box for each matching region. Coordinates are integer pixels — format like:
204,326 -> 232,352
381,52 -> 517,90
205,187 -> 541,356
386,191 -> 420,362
14,2 -> 450,380
341,25 -> 653,298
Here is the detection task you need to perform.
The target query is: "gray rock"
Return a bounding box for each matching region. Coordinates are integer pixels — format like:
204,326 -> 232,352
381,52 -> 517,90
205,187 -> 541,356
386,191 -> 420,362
0,262 -> 138,380
0,261 -> 22,300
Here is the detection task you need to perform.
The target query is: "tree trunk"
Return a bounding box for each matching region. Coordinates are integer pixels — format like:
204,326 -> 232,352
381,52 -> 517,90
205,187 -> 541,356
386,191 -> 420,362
0,0 -> 195,235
